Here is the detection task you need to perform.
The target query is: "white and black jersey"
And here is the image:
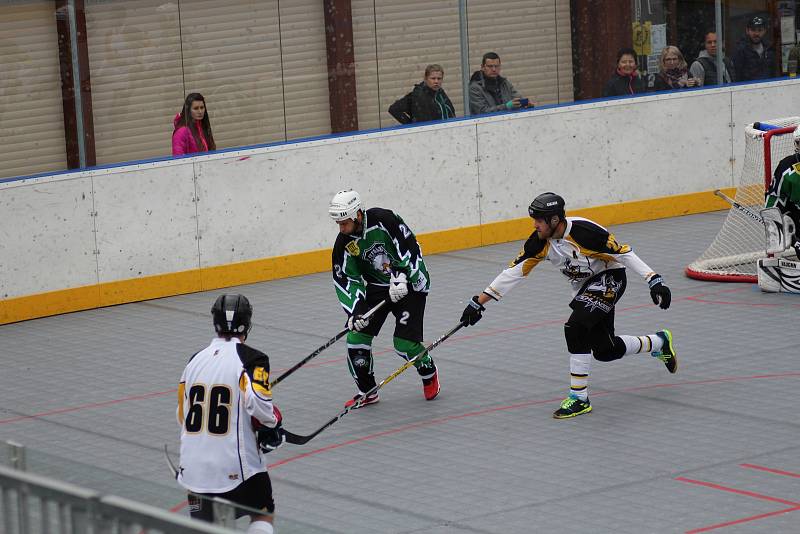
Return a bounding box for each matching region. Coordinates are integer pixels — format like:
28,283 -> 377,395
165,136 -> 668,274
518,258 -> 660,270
177,337 -> 278,494
484,217 -> 657,299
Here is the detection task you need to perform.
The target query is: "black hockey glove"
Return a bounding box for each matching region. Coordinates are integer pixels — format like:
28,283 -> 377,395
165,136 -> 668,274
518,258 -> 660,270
648,274 -> 671,310
257,406 -> 286,453
460,296 -> 485,326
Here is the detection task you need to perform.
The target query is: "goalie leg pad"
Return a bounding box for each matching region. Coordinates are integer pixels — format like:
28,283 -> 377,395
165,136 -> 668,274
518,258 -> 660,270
757,257 -> 800,293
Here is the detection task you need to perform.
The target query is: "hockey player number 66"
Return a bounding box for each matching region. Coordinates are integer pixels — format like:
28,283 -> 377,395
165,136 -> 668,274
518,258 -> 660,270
185,384 -> 232,435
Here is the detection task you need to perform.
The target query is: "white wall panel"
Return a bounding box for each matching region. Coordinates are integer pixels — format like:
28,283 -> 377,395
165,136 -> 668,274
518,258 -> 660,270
730,79 -> 800,185
91,164 -> 198,282
0,177 -> 95,298
476,92 -> 734,223
4,79 -> 800,302
195,122 -> 479,266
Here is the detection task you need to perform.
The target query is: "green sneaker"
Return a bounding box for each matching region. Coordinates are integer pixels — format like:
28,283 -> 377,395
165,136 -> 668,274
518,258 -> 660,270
652,329 -> 677,373
553,396 -> 592,419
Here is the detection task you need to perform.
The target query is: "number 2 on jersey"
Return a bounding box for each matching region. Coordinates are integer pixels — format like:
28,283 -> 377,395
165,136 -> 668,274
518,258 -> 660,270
185,384 -> 232,435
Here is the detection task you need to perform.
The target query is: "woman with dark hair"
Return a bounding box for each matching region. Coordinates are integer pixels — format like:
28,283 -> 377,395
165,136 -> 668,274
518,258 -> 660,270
172,93 -> 216,156
602,48 -> 647,97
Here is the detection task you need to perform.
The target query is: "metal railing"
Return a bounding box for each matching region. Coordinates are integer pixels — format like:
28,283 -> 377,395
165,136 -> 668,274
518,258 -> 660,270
0,462 -> 238,533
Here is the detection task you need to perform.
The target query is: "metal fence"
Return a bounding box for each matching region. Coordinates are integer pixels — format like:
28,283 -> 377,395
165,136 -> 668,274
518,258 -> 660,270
0,462 -> 237,534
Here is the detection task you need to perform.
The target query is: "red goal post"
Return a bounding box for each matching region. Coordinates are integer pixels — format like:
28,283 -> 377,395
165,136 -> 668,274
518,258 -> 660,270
685,117 -> 799,282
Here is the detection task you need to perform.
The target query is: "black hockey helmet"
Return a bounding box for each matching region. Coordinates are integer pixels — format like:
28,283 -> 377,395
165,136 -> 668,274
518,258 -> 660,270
528,192 -> 566,220
212,294 -> 253,336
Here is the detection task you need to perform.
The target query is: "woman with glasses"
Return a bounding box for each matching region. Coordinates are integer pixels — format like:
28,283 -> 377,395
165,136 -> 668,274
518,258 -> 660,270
652,46 -> 697,92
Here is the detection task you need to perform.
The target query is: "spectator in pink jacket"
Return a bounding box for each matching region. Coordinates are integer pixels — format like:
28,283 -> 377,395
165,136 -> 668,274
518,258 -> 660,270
172,93 -> 216,156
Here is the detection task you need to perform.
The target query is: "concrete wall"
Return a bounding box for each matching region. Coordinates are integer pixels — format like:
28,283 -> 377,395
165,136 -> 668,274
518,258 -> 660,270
2,78 -> 799,322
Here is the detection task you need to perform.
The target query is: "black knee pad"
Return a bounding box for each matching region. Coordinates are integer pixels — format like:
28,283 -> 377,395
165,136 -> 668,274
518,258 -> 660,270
564,322 -> 591,354
592,334 -> 626,362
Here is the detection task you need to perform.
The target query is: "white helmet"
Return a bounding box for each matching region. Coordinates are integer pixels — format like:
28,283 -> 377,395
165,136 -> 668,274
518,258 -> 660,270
329,190 -> 362,222
794,127 -> 800,153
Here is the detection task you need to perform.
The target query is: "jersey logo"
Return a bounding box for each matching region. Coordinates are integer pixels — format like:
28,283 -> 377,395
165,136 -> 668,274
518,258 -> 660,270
345,240 -> 360,256
561,258 -> 592,281
792,162 -> 800,174
364,243 -> 392,274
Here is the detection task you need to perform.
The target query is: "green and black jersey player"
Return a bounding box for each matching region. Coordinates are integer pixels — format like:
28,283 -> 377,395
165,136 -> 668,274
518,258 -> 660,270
766,128 -> 800,258
459,192 -> 677,419
329,189 -> 439,407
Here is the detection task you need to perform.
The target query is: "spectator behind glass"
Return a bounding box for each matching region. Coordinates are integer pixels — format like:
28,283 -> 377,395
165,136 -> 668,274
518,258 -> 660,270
602,48 -> 647,97
732,15 -> 777,82
172,93 -> 216,156
468,52 -> 535,115
388,64 -> 456,124
652,46 -> 697,91
689,31 -> 734,86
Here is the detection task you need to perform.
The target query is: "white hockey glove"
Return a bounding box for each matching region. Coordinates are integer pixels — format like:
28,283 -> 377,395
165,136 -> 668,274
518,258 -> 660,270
347,313 -> 370,332
389,272 -> 409,303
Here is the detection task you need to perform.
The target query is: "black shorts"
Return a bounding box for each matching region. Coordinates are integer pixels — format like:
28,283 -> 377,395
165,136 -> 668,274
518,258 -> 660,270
188,471 -> 274,522
568,269 -> 627,332
354,287 -> 426,342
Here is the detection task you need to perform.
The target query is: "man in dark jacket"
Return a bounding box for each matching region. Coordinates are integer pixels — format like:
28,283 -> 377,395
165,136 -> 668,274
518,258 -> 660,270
689,31 -> 734,86
388,64 -> 455,124
732,15 -> 777,82
468,52 -> 535,115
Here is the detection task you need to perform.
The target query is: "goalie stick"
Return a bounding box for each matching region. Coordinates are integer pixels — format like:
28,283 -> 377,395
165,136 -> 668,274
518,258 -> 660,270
282,320 -> 466,446
714,189 -> 764,224
269,299 -> 387,388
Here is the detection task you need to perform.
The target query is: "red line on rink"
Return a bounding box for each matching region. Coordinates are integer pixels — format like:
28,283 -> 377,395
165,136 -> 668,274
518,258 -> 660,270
0,285 -> 763,427
0,390 -> 176,424
676,476 -> 800,533
675,477 -> 800,506
684,506 -> 800,533
267,372 -> 800,468
740,464 -> 800,478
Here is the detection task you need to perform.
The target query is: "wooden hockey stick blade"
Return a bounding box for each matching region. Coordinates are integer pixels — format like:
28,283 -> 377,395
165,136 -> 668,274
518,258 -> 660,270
280,321 -> 464,446
163,444 -> 179,480
269,300 -> 388,388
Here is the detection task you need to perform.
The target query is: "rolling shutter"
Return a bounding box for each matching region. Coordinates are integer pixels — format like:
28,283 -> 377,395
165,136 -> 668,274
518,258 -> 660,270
352,0 -> 464,130
177,0 -> 286,148
467,0 -> 573,107
352,0 -> 573,130
0,1 -> 67,179
85,0 -> 185,164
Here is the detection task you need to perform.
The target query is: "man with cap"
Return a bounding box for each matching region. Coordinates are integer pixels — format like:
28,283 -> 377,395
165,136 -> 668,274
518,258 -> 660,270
732,15 -> 777,82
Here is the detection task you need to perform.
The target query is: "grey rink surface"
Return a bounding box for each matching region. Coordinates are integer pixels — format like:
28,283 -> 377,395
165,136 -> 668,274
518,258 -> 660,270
2,211 -> 799,534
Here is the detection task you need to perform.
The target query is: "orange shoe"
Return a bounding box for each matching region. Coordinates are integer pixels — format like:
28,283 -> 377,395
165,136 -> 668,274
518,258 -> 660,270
344,391 -> 379,409
422,368 -> 440,401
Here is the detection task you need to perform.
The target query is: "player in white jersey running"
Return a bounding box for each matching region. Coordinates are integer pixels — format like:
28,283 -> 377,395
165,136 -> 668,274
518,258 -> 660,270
177,294 -> 284,534
459,192 -> 677,418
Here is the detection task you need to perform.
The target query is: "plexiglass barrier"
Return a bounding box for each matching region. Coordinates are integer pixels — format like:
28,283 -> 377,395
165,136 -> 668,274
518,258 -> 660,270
0,0 -> 793,180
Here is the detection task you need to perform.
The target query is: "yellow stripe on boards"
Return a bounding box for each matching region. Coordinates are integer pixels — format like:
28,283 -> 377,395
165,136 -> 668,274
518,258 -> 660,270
0,189 -> 735,325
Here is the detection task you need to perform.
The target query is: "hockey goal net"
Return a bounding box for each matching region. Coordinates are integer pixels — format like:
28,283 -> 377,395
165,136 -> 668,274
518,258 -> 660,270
686,117 -> 799,282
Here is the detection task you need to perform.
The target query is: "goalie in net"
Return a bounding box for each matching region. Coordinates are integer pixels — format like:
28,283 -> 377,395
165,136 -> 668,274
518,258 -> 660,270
686,117 -> 800,292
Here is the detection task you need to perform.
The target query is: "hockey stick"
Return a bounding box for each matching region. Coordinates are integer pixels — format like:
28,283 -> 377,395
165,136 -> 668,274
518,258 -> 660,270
163,443 -> 179,479
714,189 -> 765,224
269,299 -> 387,388
282,321 -> 465,446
